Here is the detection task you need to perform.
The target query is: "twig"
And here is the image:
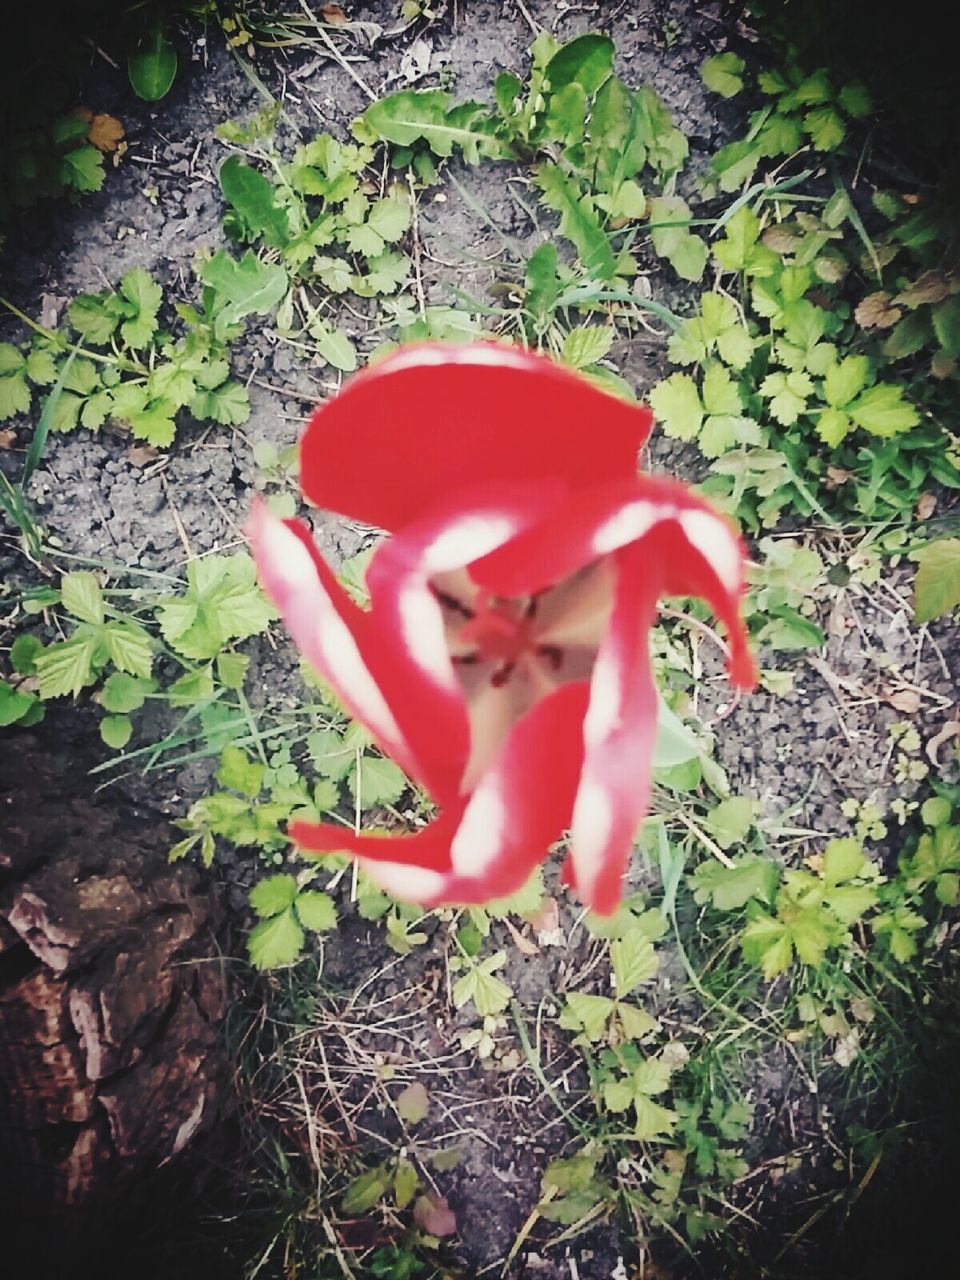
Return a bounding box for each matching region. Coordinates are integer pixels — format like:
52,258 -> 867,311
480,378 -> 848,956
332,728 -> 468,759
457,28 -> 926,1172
159,471 -> 195,561
299,0 -> 376,101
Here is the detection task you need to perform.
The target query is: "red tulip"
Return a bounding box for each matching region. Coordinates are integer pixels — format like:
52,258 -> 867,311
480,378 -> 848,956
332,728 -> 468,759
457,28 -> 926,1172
249,344 -> 754,914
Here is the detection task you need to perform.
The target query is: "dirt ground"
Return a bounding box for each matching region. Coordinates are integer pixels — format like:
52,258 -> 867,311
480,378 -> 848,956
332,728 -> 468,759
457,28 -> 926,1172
1,3 -> 958,1278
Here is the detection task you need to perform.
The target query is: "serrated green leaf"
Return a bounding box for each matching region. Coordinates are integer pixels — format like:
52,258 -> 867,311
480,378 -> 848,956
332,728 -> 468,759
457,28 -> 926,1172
217,744 -> 265,798
741,914 -> 793,978
633,1094 -> 677,1141
562,325 -> 614,369
0,681 -> 39,727
823,354 -> 870,408
611,928 -> 658,995
701,52 -> 745,98
705,796 -> 757,849
192,380 -> 250,427
201,250 -> 289,332
816,406 -> 852,448
452,952 -> 512,1016
691,856 -> 778,911
0,371 -> 31,419
649,372 -> 703,440
167,664 -> 215,706
34,634 -> 98,699
368,195 -> 411,243
0,343 -> 25,375
559,991 -> 615,1041
104,622 -> 153,678
10,634 -> 43,675
25,349 -> 56,385
633,1055 -> 672,1096
59,571 -> 103,626
933,295 -> 960,357
248,907 -> 304,969
62,145 -> 105,193
295,890 -> 338,932
118,267 -> 162,347
348,754 -> 408,808
848,383 -> 919,437
804,105 -> 845,151
701,364 -> 741,416
603,1079 -> 634,1112
356,250 -> 411,295
216,651 -> 250,690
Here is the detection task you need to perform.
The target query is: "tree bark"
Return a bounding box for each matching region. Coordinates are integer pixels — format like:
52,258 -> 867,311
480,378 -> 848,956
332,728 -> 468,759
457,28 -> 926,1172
0,733 -> 226,1225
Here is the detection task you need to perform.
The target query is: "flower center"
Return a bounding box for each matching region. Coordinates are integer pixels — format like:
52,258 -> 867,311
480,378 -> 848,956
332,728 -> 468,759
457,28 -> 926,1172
458,596 -> 536,667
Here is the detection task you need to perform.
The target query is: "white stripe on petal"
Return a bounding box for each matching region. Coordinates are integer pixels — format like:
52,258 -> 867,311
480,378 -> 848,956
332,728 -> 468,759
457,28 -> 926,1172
425,515 -> 516,573
679,510 -> 740,592
570,778 -> 614,903
592,501 -> 663,555
583,651 -> 622,748
359,859 -> 448,901
311,604 -> 405,746
399,584 -> 457,690
451,783 -> 506,877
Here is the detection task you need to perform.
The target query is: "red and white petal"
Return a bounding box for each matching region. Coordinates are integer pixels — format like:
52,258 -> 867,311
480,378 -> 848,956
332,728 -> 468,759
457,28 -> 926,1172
290,681 -> 591,907
471,476 -> 756,688
364,480 -> 567,800
569,543 -> 661,915
299,343 -> 652,532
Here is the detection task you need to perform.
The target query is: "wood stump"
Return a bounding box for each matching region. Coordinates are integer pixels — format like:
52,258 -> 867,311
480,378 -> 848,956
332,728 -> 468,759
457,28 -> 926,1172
0,733 -> 226,1243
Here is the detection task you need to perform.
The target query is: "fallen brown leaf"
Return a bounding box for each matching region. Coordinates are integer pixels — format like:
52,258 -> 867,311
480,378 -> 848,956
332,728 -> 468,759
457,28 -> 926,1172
893,270 -> 951,309
126,446 -> 159,468
854,291 -> 902,330
414,1192 -> 457,1238
926,718 -> 959,765
0,428 -> 16,450
88,113 -> 125,152
504,916 -> 539,956
527,895 -> 560,935
825,465 -> 853,489
916,492 -> 937,520
883,687 -> 922,714
320,3 -> 349,23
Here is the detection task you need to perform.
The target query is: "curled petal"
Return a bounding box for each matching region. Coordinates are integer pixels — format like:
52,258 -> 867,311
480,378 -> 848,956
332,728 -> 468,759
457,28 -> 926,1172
570,543 -> 660,915
248,500 -> 436,793
470,476 -> 756,687
300,343 -> 653,532
365,479 -> 567,800
291,681 -> 591,906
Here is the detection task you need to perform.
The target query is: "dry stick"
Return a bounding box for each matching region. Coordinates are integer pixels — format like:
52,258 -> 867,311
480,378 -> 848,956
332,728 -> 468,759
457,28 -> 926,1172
515,0 -> 540,34
159,471 -> 195,560
672,809 -> 736,870
298,0 -> 377,101
411,189 -> 428,319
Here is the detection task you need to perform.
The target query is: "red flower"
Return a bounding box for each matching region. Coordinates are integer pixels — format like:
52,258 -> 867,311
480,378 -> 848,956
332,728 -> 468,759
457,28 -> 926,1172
249,344 -> 755,914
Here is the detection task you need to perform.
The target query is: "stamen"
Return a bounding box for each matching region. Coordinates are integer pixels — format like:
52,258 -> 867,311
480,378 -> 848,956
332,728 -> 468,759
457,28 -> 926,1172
490,662 -> 515,688
537,644 -> 563,671
430,584 -> 474,619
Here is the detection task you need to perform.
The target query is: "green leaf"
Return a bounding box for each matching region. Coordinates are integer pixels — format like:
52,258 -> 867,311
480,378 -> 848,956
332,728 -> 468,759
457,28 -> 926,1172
691,856 -> 778,911
816,406 -> 852,448
558,991 -> 615,1041
760,370 -> 813,425
545,33 -> 614,94
248,908 -> 304,969
822,837 -> 865,885
103,623 -> 153,678
99,672 -> 152,713
100,714 -> 132,749
119,267 -> 162,347
711,139 -> 761,193
217,744 -> 265,798
741,914 -> 793,978
562,325 -> 614,369
394,1159 -> 419,1209
914,539 -> 960,623
848,383 -> 919,437
250,874 -> 299,918
649,372 -> 702,440
648,196 -> 707,283
363,89 -> 492,160
701,363 -> 741,416
633,1055 -> 672,1096
220,156 -> 290,248
167,665 -> 215,707
823,354 -> 870,408
348,754 -> 408,808
60,571 -> 104,625
128,16 -> 178,100
0,371 -> 31,419
10,634 -> 43,675
357,250 -> 411,295
68,293 -> 123,344
839,83 -> 872,118
216,651 -> 250,690
633,1094 -> 677,1141
311,324 -> 358,372
34,634 -> 98,699
452,952 -> 512,1016
804,105 -> 845,151
603,1079 -> 634,1113
0,343 -> 25,375
295,890 -> 338,932
652,700 -> 699,768
618,1003 -> 659,1041
341,1167 -> 391,1215
25,349 -> 56,385
368,195 -> 412,243
705,796 -> 757,849
611,928 -> 658,995
61,145 -> 105,193
0,681 -> 39,727
201,251 -> 289,332
535,164 -> 615,281
933,295 -> 960,357
701,52 -> 745,98
396,1081 -> 430,1125
192,380 -> 250,427
665,233 -> 708,282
